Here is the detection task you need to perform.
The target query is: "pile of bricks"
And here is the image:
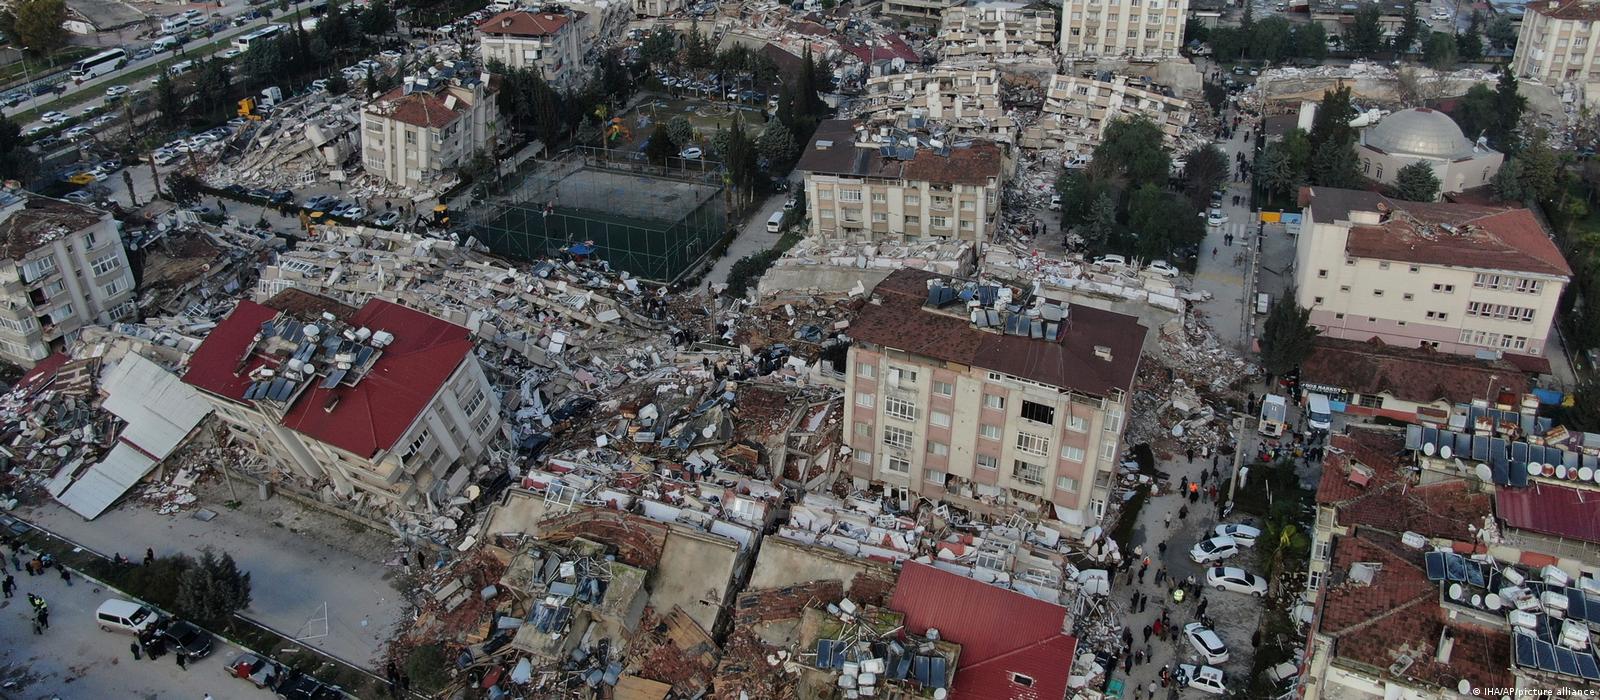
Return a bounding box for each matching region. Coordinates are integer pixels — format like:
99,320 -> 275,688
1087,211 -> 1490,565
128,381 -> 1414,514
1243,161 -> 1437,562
536,509 -> 668,569
847,568 -> 898,608
733,580 -> 845,626
709,627 -> 796,700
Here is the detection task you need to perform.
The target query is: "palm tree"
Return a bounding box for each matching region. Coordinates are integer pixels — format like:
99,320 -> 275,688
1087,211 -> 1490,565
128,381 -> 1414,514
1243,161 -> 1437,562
1259,512 -> 1310,598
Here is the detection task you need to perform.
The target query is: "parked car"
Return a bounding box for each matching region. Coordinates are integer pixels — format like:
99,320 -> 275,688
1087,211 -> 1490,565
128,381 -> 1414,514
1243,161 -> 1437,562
1206,209 -> 1228,226
276,670 -> 343,700
374,210 -> 402,227
340,206 -> 366,220
152,148 -> 181,165
1183,623 -> 1230,664
63,190 -> 95,203
96,599 -> 161,635
1146,260 -> 1179,278
23,125 -> 48,137
63,125 -> 92,141
1190,536 -> 1240,563
1206,566 -> 1268,597
1091,254 -> 1127,270
679,146 -> 703,160
1049,192 -> 1062,211
162,620 -> 215,659
246,187 -> 272,200
1176,664 -> 1227,695
302,194 -> 336,210
91,114 -> 117,127
269,189 -> 295,205
40,111 -> 68,124
105,85 -> 129,99
132,48 -> 154,61
220,48 -> 243,60
1213,523 -> 1261,546
227,652 -> 288,689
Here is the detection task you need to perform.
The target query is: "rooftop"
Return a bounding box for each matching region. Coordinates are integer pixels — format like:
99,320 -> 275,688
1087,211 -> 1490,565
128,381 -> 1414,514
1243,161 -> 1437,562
182,296 -> 474,458
0,194 -> 104,261
1358,108 -> 1483,160
1301,337 -> 1531,408
795,119 -> 1004,187
366,83 -> 480,130
1316,429 -> 1491,542
476,9 -> 576,37
1527,0 -> 1600,20
1495,483 -> 1600,545
1303,187 -> 1572,277
889,562 -> 1078,700
852,268 -> 1145,397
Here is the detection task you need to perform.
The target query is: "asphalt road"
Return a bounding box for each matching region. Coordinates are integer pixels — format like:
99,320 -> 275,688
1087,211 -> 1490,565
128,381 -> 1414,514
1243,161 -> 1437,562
0,553 -> 275,699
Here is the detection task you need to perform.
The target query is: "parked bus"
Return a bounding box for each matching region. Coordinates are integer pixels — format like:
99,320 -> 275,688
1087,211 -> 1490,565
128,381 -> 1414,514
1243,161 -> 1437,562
231,24 -> 286,52
69,48 -> 126,83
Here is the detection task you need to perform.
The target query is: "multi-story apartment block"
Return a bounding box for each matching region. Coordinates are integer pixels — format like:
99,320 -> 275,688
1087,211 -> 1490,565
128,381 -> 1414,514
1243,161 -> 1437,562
795,119 -> 1005,244
1058,0 -> 1188,60
936,6 -> 1058,58
182,291 -> 503,510
1294,187 -> 1571,370
0,189 -> 135,365
1021,73 -> 1192,154
856,69 -> 1018,144
883,0 -> 960,22
1513,0 -> 1600,104
362,73 -> 499,189
844,269 -> 1147,532
631,0 -> 682,17
477,9 -> 584,88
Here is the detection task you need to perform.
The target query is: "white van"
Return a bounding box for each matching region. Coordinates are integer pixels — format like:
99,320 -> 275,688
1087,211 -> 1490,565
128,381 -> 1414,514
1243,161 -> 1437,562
96,599 -> 159,635
766,210 -> 784,233
152,36 -> 179,52
160,17 -> 187,34
1306,393 -> 1333,432
167,60 -> 195,77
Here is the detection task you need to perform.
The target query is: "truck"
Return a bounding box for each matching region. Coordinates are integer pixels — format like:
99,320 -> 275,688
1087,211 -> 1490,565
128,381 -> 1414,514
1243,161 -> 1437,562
1258,394 -> 1287,438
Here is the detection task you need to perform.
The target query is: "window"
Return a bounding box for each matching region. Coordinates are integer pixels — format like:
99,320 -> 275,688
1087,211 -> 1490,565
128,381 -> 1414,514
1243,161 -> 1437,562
1317,269 -> 1328,278
855,449 -> 872,464
1307,569 -> 1324,592
883,426 -> 913,450
1011,673 -> 1035,688
889,367 -> 919,386
1057,476 -> 1080,492
1378,262 -> 1390,270
857,362 -> 875,378
1312,541 -> 1330,562
1015,432 -> 1050,457
884,455 -> 910,474
1357,394 -> 1383,409
90,252 -> 122,276
84,231 -> 97,248
1063,445 -> 1086,462
933,380 -> 954,397
905,195 -> 920,205
855,392 -> 875,408
884,396 -> 918,422
1313,296 -> 1324,304
1403,293 -> 1414,301
1432,283 -> 1454,293
461,389 -> 486,417
1011,460 -> 1044,485
101,277 -> 126,297
871,192 -> 886,203
1425,311 -> 1448,321
1101,440 -> 1117,460
819,189 -> 833,200
1372,289 -> 1384,297
871,212 -> 887,223
983,394 -> 1006,410
979,424 -> 1001,440
1339,285 -> 1351,292
1409,265 -> 1420,273
929,215 -> 949,228
1067,415 -> 1087,432
1335,313 -> 1345,319
839,189 -> 862,202
400,431 -> 431,462
472,411 -> 494,435
977,454 -> 998,470
927,440 -> 949,456
926,469 -> 946,484
1020,400 -> 1055,424
930,410 -> 951,428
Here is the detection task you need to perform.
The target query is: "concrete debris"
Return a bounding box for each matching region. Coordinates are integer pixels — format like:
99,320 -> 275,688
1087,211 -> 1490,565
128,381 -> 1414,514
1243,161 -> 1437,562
756,236 -> 976,301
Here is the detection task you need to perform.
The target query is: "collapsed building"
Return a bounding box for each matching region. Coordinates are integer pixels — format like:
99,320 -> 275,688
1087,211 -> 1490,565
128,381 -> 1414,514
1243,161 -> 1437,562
853,68 -> 1020,145
1020,72 -> 1195,156
935,5 -> 1058,61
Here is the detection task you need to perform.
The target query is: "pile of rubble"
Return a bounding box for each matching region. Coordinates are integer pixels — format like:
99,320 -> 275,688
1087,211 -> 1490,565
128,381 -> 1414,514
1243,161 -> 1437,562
1124,312 -> 1256,453
755,236 -> 975,300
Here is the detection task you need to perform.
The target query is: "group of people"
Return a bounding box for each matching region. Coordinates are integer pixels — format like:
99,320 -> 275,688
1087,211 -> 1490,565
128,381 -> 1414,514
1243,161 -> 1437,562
5,538 -> 59,635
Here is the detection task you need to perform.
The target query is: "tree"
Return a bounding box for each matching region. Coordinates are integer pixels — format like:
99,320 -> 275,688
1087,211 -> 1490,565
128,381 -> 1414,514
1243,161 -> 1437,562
1492,158 -> 1527,201
1294,23 -> 1328,62
1486,15 -> 1517,51
1515,130 -> 1561,201
1089,117 -> 1170,188
1396,66 -> 1440,107
166,172 -> 202,204
1308,86 -> 1360,187
1393,0 -> 1421,54
645,123 -> 675,164
1394,162 -> 1441,200
1259,144 -> 1299,198
194,58 -> 233,122
1260,505 -> 1310,596
0,113 -> 36,183
1458,12 -> 1484,61
154,71 -> 183,127
1249,17 -> 1293,63
10,0 -> 67,57
666,116 -> 695,148
1424,31 -> 1458,69
757,119 -> 798,167
1344,4 -> 1385,56
1259,288 -> 1320,379
1181,145 -> 1228,210
1126,184 -> 1203,260
599,51 -> 633,105
326,71 -> 349,95
176,551 -> 252,626
1491,70 -> 1526,150
1084,191 -> 1118,251
1453,83 -> 1498,142
359,0 -> 396,36
641,29 -> 676,68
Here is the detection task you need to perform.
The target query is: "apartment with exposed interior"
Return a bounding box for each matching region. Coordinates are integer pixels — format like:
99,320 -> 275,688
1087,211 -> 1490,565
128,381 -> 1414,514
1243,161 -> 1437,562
883,0 -> 961,22
1020,73 -> 1192,154
631,0 -> 683,17
1294,187 -> 1571,372
856,69 -> 1018,145
0,189 -> 135,365
182,291 -> 503,511
794,119 -> 1005,244
936,5 -> 1058,58
843,268 -> 1147,532
362,72 -> 499,189
476,9 -> 585,88
1512,0 -> 1600,105
1058,0 -> 1188,59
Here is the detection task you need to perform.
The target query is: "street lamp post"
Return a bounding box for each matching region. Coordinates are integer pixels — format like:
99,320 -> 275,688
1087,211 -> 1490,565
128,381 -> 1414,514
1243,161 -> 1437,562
18,47 -> 35,113
1485,374 -> 1498,407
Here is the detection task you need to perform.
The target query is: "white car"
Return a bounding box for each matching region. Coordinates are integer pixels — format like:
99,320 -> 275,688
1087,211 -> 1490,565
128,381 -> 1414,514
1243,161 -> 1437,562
152,148 -> 182,165
341,206 -> 366,220
220,48 -> 244,59
1146,260 -> 1179,278
1184,623 -> 1230,664
1049,192 -> 1062,211
1190,535 -> 1240,563
1206,209 -> 1229,226
1214,523 -> 1262,546
1092,254 -> 1127,270
1207,566 -> 1268,597
1432,8 -> 1451,19
91,115 -> 117,127
1177,664 -> 1227,695
63,126 -> 92,140
679,147 -> 703,159
24,126 -> 49,137
40,111 -> 68,124
104,85 -> 129,98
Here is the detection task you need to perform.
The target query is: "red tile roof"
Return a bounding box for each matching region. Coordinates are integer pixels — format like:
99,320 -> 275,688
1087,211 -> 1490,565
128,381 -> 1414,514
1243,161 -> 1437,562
367,86 -> 470,130
1301,337 -> 1530,407
181,300 -> 281,403
851,269 -> 1146,398
890,562 -> 1077,700
1528,0 -> 1600,21
1318,530 -> 1513,692
1495,483 -> 1600,544
15,351 -> 69,392
183,298 -> 473,459
795,119 -> 1004,187
278,300 -> 472,458
843,33 -> 919,65
1316,429 -> 1491,542
476,9 -> 574,37
1306,187 -> 1572,277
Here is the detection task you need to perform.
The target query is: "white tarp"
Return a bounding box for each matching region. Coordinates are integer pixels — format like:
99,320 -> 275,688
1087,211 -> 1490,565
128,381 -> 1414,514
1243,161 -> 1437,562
54,354 -> 212,519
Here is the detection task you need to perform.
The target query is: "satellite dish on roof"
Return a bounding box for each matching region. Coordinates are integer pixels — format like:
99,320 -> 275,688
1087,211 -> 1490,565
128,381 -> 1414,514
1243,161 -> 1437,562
1557,465 -> 1569,479
1440,445 -> 1453,460
1471,594 -> 1483,607
1486,593 -> 1503,611
1424,442 -> 1436,456
1474,464 -> 1493,482
1528,462 -> 1542,476
1459,680 -> 1473,695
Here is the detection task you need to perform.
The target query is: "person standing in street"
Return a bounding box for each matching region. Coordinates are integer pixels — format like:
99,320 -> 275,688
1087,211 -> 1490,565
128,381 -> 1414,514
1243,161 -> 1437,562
130,642 -> 142,661
58,567 -> 71,586
175,652 -> 188,670
1,574 -> 13,598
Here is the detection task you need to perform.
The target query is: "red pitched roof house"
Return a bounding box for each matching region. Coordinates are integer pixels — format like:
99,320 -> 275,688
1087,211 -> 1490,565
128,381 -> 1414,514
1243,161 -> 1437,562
182,294 -> 497,508
890,562 -> 1078,699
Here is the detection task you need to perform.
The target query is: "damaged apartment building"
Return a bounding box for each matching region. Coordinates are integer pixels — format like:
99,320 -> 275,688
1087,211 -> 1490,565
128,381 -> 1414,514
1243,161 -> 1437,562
1020,72 -> 1194,155
844,268 -> 1148,533
181,290 -> 505,514
853,68 -> 1019,145
935,5 -> 1058,62
476,8 -> 586,89
362,68 -> 500,189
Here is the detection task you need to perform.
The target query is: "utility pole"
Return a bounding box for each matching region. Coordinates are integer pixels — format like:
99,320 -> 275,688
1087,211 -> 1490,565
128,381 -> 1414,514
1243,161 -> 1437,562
1228,413 -> 1247,504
